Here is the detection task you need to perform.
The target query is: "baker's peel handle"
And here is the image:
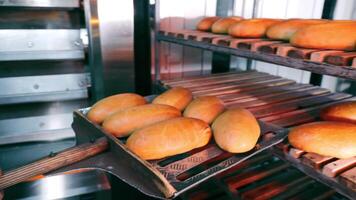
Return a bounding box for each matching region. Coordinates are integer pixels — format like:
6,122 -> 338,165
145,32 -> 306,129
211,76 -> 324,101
0,137 -> 108,190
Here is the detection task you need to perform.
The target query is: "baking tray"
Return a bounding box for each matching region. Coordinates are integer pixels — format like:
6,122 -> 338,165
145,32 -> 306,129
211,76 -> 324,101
57,103 -> 288,199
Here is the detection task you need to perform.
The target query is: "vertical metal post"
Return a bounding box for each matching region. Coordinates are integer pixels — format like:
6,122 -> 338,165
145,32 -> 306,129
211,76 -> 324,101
134,0 -> 152,95
153,0 -> 161,92
309,0 -> 337,86
84,0 -> 105,101
211,0 -> 234,73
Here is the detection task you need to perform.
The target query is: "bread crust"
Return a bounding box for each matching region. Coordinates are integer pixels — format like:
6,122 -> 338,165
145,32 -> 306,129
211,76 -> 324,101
126,117 -> 212,160
288,121 -> 356,158
197,16 -> 221,31
153,87 -> 193,111
211,16 -> 243,34
87,93 -> 147,124
290,21 -> 356,50
321,101 -> 356,124
266,19 -> 328,41
229,18 -> 283,38
103,104 -> 181,137
212,108 -> 260,153
183,96 -> 225,124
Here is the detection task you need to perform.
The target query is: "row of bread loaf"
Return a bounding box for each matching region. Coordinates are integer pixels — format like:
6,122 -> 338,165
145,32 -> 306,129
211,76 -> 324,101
197,17 -> 356,51
86,87 -> 261,160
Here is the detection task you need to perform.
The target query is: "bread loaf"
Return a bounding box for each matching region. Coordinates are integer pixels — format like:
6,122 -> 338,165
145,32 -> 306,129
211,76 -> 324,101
212,108 -> 260,153
266,19 -> 328,41
197,16 -> 221,32
152,87 -> 193,111
183,96 -> 225,124
87,93 -> 147,124
102,104 -> 181,137
229,18 -> 283,38
321,101 -> 356,124
288,121 -> 356,158
211,16 -> 243,34
290,21 -> 356,50
126,117 -> 212,160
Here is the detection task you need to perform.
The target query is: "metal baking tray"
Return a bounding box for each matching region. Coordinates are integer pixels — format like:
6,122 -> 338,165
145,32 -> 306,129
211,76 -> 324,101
54,102 -> 288,199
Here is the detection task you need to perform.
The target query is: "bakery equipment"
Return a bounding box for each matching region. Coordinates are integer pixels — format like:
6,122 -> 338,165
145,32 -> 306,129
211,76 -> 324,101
0,95 -> 287,199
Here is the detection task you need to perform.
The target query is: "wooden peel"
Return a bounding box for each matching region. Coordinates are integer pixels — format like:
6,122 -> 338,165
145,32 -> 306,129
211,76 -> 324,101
0,169 -> 3,200
0,137 -> 108,190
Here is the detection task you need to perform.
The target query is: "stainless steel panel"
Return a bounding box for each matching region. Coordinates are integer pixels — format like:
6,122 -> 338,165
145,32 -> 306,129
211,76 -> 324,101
97,0 -> 135,95
0,29 -> 84,61
0,0 -> 79,8
5,170 -> 110,200
84,0 -> 135,100
0,73 -> 90,104
0,113 -> 74,145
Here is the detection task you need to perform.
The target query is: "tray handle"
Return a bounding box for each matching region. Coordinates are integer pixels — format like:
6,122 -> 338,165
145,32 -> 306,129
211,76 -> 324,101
0,137 -> 108,190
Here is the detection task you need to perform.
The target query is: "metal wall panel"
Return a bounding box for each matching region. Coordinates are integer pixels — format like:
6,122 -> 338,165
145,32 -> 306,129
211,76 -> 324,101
85,0 -> 135,98
0,0 -> 79,8
0,73 -> 90,104
0,29 -> 84,61
0,114 -> 74,145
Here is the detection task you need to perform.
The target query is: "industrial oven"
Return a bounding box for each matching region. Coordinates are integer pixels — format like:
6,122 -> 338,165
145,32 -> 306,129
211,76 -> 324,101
0,0 -> 356,199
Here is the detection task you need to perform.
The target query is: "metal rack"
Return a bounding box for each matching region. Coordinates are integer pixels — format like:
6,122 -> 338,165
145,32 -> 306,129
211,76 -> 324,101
0,0 -> 88,144
152,0 -> 355,199
156,34 -> 356,81
160,71 -> 356,199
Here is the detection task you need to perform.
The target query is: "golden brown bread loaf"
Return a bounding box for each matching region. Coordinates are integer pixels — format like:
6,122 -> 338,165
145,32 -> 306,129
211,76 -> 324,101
126,117 -> 212,160
211,16 -> 243,34
152,87 -> 193,111
102,104 -> 181,137
288,121 -> 356,158
212,108 -> 260,153
228,18 -> 283,38
266,19 -> 328,41
290,21 -> 356,50
183,96 -> 225,124
87,93 -> 147,124
320,101 -> 356,124
197,16 -> 221,31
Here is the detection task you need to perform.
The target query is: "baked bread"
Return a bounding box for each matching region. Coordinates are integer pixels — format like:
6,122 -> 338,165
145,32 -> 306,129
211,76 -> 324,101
266,19 -> 328,41
87,93 -> 147,124
197,16 -> 221,31
211,16 -> 243,34
102,104 -> 181,137
290,21 -> 356,50
183,96 -> 225,124
320,101 -> 356,124
288,121 -> 356,158
126,117 -> 212,160
152,87 -> 193,111
212,108 -> 260,153
229,18 -> 283,38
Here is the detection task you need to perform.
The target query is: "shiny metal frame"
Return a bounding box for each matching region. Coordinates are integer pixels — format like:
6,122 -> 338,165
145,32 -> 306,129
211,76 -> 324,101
84,0 -> 135,101
0,0 -> 80,8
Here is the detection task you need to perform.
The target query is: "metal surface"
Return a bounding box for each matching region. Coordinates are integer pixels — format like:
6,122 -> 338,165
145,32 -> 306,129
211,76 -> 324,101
51,106 -> 288,199
0,0 -> 79,8
0,113 -> 74,145
0,73 -> 90,105
134,0 -> 152,95
84,0 -> 135,101
5,170 -> 110,200
157,35 -> 356,80
272,150 -> 356,199
0,29 -> 84,61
